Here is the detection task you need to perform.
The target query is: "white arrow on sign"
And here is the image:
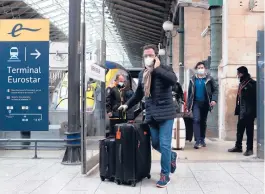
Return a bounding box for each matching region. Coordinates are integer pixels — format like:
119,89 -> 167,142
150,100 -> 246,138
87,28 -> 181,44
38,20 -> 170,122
30,49 -> 41,59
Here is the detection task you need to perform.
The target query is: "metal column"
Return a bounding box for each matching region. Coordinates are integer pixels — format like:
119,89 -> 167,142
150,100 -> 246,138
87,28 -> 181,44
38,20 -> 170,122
62,0 -> 81,165
80,2 -> 87,173
165,36 -> 168,66
99,0 -> 106,136
207,6 -> 222,136
256,30 -> 264,159
179,7 -> 184,86
169,35 -> 173,66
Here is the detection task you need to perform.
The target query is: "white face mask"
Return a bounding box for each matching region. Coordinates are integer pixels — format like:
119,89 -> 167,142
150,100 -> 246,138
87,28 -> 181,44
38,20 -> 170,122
118,82 -> 124,87
144,57 -> 154,67
197,69 -> 205,75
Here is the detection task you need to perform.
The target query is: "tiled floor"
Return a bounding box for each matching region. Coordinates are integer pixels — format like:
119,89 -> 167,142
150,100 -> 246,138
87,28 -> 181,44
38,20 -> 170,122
0,139 -> 259,162
0,138 -> 263,194
0,157 -> 263,194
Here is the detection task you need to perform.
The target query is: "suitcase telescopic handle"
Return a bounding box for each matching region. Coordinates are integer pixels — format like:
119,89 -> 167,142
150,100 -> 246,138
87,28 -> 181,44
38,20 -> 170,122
119,144 -> 122,164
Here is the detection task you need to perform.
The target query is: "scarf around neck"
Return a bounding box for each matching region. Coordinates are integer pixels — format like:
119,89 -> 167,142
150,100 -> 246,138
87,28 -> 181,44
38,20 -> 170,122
142,66 -> 153,97
238,77 -> 251,96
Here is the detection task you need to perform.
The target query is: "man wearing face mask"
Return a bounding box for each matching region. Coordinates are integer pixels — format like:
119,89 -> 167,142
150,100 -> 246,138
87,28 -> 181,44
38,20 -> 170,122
187,62 -> 218,149
228,66 -> 256,156
106,74 -> 126,136
118,44 -> 177,188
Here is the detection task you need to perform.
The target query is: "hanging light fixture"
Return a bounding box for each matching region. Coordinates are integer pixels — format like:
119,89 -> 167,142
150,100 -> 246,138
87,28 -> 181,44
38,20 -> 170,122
162,21 -> 174,32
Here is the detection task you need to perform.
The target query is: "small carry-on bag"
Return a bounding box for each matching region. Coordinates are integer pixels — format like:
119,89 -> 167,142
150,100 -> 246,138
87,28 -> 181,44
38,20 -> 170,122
99,138 -> 116,182
172,117 -> 186,150
115,123 -> 151,187
178,112 -> 193,142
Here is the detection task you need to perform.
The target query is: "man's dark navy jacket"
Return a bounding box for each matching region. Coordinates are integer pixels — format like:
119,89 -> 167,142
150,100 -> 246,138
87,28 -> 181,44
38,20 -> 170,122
126,65 -> 177,123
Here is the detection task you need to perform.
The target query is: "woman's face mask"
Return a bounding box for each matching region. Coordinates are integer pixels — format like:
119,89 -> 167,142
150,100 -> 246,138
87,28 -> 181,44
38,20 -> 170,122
144,57 -> 155,67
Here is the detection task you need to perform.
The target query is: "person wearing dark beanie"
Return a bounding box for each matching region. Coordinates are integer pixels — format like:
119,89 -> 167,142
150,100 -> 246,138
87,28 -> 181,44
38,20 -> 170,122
228,66 -> 257,156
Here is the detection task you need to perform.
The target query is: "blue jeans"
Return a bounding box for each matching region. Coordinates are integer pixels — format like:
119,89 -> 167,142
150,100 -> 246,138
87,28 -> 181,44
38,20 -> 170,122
192,101 -> 209,143
149,119 -> 174,176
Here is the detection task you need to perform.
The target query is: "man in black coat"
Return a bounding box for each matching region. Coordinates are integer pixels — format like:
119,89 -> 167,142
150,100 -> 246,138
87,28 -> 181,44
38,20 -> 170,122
106,74 -> 126,117
106,74 -> 127,136
118,44 -> 177,188
228,66 -> 257,156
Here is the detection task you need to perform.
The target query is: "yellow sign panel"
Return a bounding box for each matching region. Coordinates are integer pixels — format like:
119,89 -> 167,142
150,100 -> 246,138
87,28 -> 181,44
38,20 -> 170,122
0,19 -> 50,41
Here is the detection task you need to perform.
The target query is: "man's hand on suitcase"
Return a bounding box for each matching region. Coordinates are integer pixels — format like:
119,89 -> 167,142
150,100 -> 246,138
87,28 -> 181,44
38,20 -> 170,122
118,105 -> 128,112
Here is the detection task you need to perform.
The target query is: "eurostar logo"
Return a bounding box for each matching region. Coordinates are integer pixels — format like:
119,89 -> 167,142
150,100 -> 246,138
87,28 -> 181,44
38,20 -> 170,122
8,23 -> 41,37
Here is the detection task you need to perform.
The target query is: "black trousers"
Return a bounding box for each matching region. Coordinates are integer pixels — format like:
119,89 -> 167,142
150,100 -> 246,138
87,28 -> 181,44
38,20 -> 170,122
235,116 -> 255,150
192,101 -> 209,142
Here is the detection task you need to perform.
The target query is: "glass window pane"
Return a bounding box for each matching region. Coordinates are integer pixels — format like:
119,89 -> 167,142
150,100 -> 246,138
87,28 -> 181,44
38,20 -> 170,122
25,0 -> 131,66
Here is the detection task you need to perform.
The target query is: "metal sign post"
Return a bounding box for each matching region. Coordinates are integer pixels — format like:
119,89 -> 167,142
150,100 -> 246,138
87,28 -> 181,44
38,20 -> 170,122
256,30 -> 264,159
81,0 -> 87,173
0,19 -> 49,131
62,0 -> 82,165
99,0 -> 106,137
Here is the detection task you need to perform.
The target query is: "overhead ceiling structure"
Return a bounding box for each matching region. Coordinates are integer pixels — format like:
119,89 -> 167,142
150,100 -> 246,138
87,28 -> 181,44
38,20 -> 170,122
0,0 -> 132,67
106,0 -> 174,67
0,1 -> 67,41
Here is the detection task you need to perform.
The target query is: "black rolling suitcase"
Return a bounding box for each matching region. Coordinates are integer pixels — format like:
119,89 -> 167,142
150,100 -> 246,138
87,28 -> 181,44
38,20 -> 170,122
99,138 -> 116,182
115,123 -> 151,187
184,117 -> 193,142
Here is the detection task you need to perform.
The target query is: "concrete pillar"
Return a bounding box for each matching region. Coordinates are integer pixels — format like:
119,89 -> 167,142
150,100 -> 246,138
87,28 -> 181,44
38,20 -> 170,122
207,7 -> 222,137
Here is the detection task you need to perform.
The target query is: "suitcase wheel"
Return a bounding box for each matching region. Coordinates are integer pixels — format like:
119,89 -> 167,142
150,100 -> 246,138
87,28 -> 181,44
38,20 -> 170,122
131,181 -> 136,187
147,174 -> 151,179
100,176 -> 105,181
109,177 -> 115,182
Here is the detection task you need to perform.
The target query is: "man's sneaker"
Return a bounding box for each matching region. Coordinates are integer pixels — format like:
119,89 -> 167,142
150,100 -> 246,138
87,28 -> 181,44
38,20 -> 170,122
171,152 -> 178,173
156,174 -> 170,188
228,147 -> 242,153
243,150 -> 253,156
194,142 -> 201,149
201,140 -> 206,147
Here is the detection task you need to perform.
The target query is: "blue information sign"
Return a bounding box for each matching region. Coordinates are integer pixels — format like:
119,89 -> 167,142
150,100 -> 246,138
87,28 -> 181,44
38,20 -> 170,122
0,19 -> 49,131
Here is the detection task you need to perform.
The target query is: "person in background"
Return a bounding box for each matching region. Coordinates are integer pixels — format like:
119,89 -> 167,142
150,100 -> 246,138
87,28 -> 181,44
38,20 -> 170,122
123,80 -> 135,120
228,66 -> 256,156
106,74 -> 126,116
118,44 -> 178,188
187,62 -> 218,149
106,74 -> 126,136
123,80 -> 134,103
